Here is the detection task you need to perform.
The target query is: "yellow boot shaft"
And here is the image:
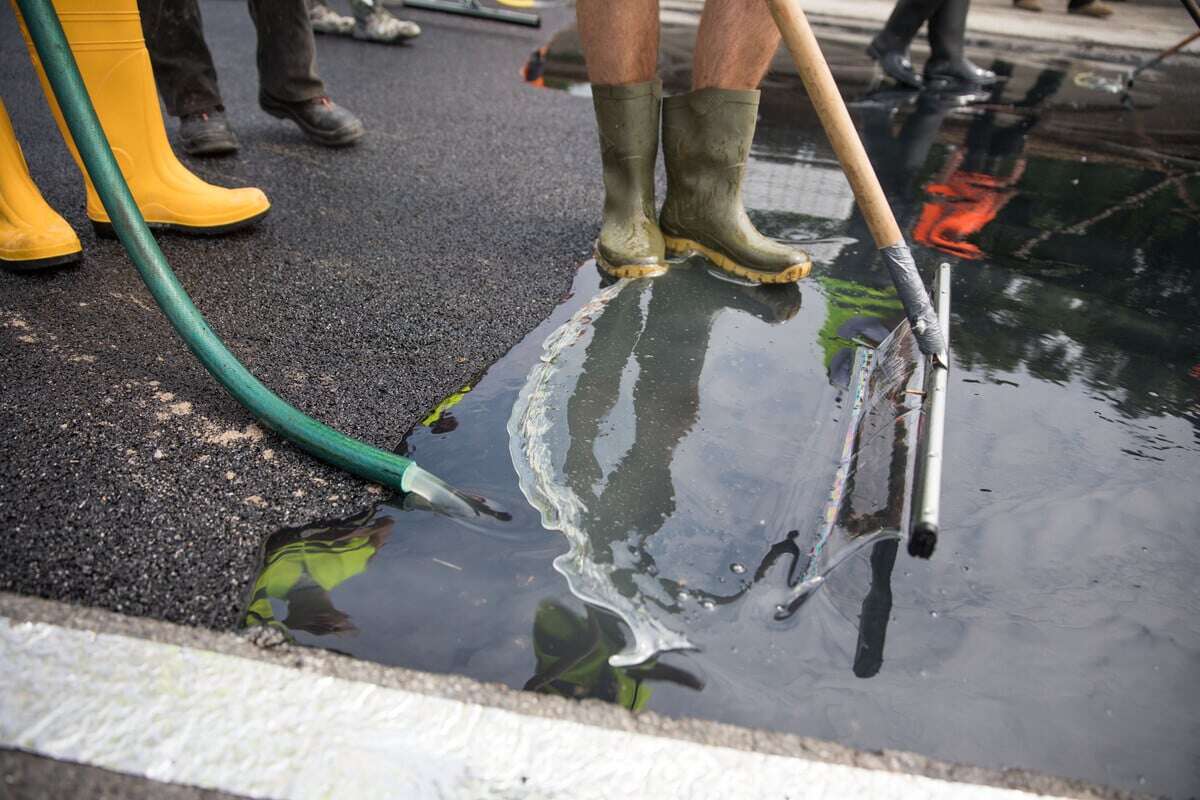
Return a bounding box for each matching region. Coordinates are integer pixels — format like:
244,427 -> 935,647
13,0 -> 270,233
0,98 -> 82,268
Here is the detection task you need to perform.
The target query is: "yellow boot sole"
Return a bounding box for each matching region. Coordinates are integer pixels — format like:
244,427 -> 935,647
595,248 -> 668,280
664,236 -> 811,285
0,250 -> 82,271
90,206 -> 271,239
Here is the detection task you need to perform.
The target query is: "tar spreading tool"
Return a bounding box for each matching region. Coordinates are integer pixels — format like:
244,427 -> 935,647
767,0 -> 949,556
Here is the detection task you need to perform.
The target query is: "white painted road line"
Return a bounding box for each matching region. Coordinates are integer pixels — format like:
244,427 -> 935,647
1,616 -> 1066,800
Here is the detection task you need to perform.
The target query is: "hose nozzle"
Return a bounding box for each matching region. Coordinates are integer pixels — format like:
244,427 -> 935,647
400,465 -> 512,525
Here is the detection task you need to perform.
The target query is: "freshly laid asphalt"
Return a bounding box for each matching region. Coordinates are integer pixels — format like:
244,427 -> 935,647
0,2 -> 595,628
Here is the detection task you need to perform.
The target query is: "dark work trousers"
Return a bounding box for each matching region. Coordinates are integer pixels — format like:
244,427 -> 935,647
138,0 -> 326,118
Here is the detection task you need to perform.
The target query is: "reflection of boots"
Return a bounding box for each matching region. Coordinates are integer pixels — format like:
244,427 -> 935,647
716,275 -> 803,324
660,89 -> 810,285
0,99 -> 82,270
16,0 -> 270,236
925,0 -> 999,88
868,0 -> 941,89
591,80 -> 666,279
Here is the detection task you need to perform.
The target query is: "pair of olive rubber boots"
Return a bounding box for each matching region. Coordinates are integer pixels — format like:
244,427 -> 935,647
591,80 -> 810,284
1,0 -> 270,270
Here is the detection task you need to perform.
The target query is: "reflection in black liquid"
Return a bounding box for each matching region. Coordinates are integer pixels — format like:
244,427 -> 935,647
561,267 -> 802,610
245,510 -> 390,640
524,602 -> 703,710
853,538 -> 900,679
909,68 -> 1063,261
241,30 -> 1200,797
244,255 -> 919,704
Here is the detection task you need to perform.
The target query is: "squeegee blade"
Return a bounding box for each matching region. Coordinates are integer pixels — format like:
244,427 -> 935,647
402,0 -> 541,26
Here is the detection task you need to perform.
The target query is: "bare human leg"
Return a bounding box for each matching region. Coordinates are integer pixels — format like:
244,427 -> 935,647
576,0 -> 659,86
692,0 -> 780,90
577,0 -> 666,277
659,0 -> 811,283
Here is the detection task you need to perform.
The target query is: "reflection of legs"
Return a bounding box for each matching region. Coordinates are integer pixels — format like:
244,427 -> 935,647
956,68 -> 1062,171
857,104 -> 905,195
576,0 -> 659,85
594,280 -> 707,539
692,0 -> 780,91
853,96 -> 950,248
852,538 -> 899,678
962,72 -> 1064,173
283,582 -> 357,636
897,95 -> 953,178
565,286 -> 648,501
1016,68 -> 1065,109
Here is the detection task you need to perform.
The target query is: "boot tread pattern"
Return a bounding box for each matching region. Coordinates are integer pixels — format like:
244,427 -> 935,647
596,249 -> 669,279
664,236 -> 811,285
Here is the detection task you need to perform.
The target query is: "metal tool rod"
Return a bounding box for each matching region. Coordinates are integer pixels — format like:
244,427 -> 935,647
910,263 -> 951,557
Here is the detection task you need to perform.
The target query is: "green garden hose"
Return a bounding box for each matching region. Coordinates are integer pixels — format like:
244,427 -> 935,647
17,0 -> 481,515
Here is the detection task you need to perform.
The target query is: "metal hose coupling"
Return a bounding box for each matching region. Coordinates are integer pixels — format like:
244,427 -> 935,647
881,243 -> 947,358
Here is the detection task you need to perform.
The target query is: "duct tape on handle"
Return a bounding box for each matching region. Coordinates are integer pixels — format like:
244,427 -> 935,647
881,243 -> 947,357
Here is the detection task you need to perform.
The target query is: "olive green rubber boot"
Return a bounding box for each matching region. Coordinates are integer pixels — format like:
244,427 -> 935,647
591,80 -> 666,279
660,89 -> 811,284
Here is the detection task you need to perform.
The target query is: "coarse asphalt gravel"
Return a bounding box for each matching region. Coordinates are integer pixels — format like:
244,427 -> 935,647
0,1 -> 596,629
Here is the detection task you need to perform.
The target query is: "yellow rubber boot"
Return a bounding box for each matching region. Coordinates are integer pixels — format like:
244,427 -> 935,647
13,0 -> 270,236
0,98 -> 82,269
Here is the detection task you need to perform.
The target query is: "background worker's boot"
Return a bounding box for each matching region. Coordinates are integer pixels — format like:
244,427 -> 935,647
14,0 -> 270,236
867,0 -> 943,89
925,0 -> 999,89
659,89 -> 810,285
259,94 -> 365,147
177,109 -> 239,157
309,0 -> 355,35
350,0 -> 420,42
591,80 -> 665,278
0,99 -> 81,270
1069,0 -> 1114,17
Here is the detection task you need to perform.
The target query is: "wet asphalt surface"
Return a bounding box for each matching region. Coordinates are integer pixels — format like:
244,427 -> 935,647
0,2 -> 593,627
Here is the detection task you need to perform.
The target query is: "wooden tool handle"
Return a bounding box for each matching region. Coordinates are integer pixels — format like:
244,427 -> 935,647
767,0 -> 904,249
